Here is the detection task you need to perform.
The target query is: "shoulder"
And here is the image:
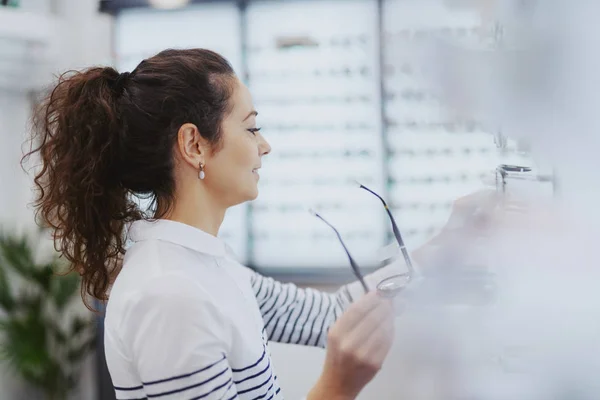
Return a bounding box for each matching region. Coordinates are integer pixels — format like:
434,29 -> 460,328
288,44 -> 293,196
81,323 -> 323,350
222,242 -> 257,280
128,272 -> 219,319
109,237 -> 215,299
106,271 -> 229,338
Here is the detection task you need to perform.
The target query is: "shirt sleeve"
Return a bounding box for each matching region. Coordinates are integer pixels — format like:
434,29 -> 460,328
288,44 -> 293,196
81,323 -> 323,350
250,261 -> 408,348
121,274 -> 239,400
250,272 -> 352,348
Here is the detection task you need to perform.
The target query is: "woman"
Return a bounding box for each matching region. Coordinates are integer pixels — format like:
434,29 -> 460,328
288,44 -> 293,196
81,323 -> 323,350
26,48 -> 396,400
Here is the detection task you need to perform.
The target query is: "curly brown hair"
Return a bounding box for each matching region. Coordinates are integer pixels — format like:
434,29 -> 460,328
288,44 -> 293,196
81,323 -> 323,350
22,49 -> 236,310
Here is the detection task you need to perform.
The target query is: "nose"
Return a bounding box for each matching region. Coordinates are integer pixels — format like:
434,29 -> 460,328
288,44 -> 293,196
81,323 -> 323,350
258,134 -> 271,156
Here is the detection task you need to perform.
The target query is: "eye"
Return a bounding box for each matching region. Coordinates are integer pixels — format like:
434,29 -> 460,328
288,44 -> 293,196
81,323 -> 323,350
247,127 -> 262,136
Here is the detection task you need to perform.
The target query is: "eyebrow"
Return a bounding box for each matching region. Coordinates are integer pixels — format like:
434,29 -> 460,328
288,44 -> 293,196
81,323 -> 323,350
243,110 -> 258,121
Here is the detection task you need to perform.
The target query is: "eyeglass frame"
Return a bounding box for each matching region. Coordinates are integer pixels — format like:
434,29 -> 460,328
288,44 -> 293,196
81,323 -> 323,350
310,181 -> 415,298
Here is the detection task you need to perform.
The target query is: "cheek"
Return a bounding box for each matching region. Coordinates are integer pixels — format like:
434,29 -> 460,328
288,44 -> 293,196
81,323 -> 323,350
228,136 -> 258,167
208,138 -> 256,180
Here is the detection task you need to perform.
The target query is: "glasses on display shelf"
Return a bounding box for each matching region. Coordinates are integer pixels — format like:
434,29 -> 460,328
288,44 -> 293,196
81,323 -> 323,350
383,62 -> 431,78
260,122 -> 376,133
384,26 -> 480,42
310,182 -> 415,297
396,226 -> 439,237
272,149 -> 374,160
251,230 -> 373,241
252,202 -> 347,213
384,89 -> 439,103
248,66 -> 372,79
385,119 -> 487,134
387,173 -> 488,185
387,147 -> 494,158
247,34 -> 372,53
256,95 -> 373,106
259,176 -> 377,188
391,202 -> 453,211
329,34 -> 371,47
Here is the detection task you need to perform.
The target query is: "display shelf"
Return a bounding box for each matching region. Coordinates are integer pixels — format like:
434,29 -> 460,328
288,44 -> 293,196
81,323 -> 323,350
245,0 -> 386,269
0,7 -> 59,92
110,0 -> 517,273
382,0 -> 499,249
0,7 -> 58,43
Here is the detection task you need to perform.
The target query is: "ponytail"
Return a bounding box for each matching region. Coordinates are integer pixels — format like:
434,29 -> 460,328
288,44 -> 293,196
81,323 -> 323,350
24,67 -> 142,310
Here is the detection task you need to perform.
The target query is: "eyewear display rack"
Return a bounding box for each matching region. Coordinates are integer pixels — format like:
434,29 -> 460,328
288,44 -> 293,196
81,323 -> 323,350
112,0 -> 501,281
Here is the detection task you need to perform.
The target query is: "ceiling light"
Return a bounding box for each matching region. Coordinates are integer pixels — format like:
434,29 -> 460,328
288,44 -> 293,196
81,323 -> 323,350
148,0 -> 191,9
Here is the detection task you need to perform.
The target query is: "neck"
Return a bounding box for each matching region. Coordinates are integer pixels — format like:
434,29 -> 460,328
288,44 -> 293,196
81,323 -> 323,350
160,187 -> 226,237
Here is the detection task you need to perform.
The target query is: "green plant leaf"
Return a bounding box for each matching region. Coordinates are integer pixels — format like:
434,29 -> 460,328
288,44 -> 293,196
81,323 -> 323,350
69,315 -> 91,337
67,333 -> 97,364
0,230 -> 95,396
31,263 -> 55,292
0,316 -> 52,387
0,234 -> 35,279
50,272 -> 80,311
0,261 -> 14,312
48,320 -> 68,345
67,318 -> 98,363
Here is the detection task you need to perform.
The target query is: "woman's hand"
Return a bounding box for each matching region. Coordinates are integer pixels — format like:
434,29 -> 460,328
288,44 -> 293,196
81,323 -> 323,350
307,291 -> 395,400
411,189 -> 559,268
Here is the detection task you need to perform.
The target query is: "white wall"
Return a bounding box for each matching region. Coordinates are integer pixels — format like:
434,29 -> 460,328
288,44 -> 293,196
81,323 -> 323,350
0,92 -> 31,233
0,0 -> 112,398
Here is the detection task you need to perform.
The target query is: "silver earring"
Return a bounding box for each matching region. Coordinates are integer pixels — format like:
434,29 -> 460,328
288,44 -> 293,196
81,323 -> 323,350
199,162 -> 205,180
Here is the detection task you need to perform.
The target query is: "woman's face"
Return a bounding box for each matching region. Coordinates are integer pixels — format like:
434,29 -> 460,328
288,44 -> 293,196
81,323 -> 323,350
203,78 -> 271,207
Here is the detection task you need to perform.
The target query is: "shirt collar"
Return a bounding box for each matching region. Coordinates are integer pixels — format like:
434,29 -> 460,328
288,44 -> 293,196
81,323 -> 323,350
128,219 -> 227,258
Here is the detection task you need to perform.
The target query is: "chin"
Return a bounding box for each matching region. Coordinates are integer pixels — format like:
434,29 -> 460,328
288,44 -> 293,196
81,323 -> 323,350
231,188 -> 259,206
247,187 -> 259,201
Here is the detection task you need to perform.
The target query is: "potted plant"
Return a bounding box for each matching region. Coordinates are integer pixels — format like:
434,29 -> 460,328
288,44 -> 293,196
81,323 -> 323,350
0,230 -> 97,400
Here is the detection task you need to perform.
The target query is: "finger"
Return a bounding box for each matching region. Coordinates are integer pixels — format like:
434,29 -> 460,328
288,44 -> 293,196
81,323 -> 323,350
453,189 -> 497,210
372,319 -> 395,362
334,291 -> 384,332
357,316 -> 395,366
350,299 -> 394,346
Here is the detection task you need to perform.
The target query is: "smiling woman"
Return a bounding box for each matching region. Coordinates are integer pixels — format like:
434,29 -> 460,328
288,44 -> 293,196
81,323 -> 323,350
23,48 -> 396,400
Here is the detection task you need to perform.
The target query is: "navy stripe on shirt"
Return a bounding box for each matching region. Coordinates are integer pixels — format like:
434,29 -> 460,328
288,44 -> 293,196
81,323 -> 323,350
142,353 -> 227,386
114,384 -> 144,391
237,370 -> 273,395
188,377 -> 234,400
234,358 -> 271,385
146,367 -> 229,398
231,348 -> 266,373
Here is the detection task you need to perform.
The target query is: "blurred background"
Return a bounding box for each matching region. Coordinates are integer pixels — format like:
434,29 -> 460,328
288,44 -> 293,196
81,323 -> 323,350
0,0 -> 558,399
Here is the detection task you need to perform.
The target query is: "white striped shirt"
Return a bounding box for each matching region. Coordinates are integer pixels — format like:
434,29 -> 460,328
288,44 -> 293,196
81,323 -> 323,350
104,219 -> 397,400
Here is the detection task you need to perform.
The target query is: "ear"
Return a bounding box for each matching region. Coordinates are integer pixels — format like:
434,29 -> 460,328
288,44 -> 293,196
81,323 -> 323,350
176,123 -> 211,170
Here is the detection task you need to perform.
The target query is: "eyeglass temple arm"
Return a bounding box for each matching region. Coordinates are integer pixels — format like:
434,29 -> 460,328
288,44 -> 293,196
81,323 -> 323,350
356,183 -> 415,276
311,211 -> 370,293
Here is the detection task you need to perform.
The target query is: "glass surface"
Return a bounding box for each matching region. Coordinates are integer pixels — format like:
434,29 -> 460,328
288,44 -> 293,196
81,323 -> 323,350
377,273 -> 412,298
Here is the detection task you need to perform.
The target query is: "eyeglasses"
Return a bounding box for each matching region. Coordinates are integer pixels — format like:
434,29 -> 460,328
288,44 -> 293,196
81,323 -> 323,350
259,176 -> 377,188
310,181 -> 415,297
249,66 -> 372,79
385,120 -> 486,134
386,147 -> 494,158
247,33 -> 371,53
271,149 -> 374,160
257,95 -> 373,106
384,26 -> 482,42
259,122 -> 375,134
387,173 -> 489,185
